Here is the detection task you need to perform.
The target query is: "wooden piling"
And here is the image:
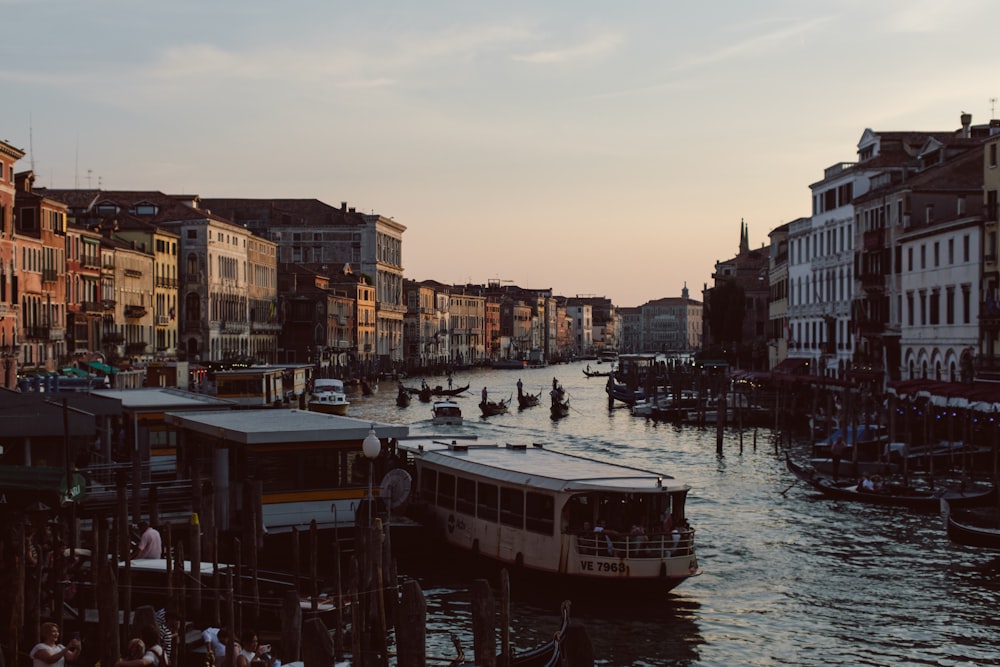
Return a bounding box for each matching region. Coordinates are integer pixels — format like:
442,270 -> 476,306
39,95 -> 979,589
500,570 -> 511,667
396,579 -> 426,667
302,617 -> 334,667
190,512 -> 202,614
281,589 -> 303,663
96,559 -> 120,667
471,578 -> 496,667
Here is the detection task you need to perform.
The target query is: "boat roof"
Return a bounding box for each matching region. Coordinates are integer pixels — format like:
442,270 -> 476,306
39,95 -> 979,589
164,408 -> 408,445
396,437 -> 689,494
433,399 -> 460,407
314,378 -> 345,389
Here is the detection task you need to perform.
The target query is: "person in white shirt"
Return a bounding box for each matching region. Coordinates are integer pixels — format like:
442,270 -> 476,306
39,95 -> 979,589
31,622 -> 81,667
133,521 -> 162,559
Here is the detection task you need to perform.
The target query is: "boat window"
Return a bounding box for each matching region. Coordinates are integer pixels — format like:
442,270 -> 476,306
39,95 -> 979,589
456,477 -> 475,515
499,487 -> 524,529
525,491 -> 554,535
420,468 -> 437,501
437,473 -> 456,510
477,482 -> 498,522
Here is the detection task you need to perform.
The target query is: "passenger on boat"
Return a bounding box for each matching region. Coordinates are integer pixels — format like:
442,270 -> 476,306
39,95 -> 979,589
858,475 -> 874,492
482,386 -> 488,402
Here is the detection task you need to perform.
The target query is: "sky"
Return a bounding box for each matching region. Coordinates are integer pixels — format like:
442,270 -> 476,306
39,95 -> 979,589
2,1 -> 998,307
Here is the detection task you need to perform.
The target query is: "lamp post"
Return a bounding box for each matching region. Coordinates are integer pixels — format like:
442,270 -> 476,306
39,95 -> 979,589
362,424 -> 381,527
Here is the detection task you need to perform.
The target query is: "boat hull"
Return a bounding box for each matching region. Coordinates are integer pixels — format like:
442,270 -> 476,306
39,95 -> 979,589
308,401 -> 349,415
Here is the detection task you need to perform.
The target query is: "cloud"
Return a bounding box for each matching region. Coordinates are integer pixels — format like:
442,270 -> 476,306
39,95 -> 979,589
512,32 -> 622,64
673,16 -> 830,71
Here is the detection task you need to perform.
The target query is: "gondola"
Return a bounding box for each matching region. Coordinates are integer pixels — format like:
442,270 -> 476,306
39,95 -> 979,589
517,387 -> 542,410
941,500 -> 1000,550
582,368 -> 611,378
479,398 -> 509,417
396,387 -> 411,407
785,454 -> 995,511
451,600 -> 576,667
431,383 -> 470,397
550,386 -> 570,420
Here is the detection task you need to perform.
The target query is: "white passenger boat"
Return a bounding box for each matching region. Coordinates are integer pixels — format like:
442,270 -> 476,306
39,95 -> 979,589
309,378 -> 350,415
431,399 -> 463,426
395,437 -> 701,593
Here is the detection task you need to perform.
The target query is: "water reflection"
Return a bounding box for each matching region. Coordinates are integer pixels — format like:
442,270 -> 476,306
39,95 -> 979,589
353,362 -> 1000,666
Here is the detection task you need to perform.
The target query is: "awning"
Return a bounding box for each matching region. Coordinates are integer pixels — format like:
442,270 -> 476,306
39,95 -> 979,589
61,366 -> 90,378
0,466 -> 86,507
87,361 -> 118,374
772,357 -> 809,374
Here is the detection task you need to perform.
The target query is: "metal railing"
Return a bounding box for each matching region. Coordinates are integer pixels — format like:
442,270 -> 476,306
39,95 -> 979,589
573,529 -> 695,559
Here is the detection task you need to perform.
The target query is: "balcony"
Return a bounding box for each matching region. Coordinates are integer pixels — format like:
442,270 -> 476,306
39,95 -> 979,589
124,269 -> 143,278
155,277 -> 178,289
124,305 -> 148,319
103,332 -> 125,344
23,326 -> 49,340
42,268 -> 59,282
101,300 -> 116,311
81,301 -> 102,313
48,328 -> 65,342
125,342 -> 148,355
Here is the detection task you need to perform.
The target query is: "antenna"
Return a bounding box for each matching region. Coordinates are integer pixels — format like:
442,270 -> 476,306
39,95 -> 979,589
992,97 -> 998,120
28,113 -> 35,172
74,136 -> 79,189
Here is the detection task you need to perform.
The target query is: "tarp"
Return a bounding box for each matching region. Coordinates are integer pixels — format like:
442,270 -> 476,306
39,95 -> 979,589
87,361 -> 118,374
0,466 -> 86,506
61,366 -> 90,378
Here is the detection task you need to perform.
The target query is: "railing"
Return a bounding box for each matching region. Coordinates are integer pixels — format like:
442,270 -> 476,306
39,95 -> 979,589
124,269 -> 143,278
23,326 -> 49,340
124,305 -> 147,318
573,529 -> 695,559
155,277 -> 178,288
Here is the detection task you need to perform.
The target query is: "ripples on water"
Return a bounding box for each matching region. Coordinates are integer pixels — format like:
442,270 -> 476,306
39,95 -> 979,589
353,363 -> 1000,666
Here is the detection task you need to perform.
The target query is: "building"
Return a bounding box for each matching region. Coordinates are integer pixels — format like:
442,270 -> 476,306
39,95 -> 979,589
0,140 -> 25,387
638,285 -> 702,354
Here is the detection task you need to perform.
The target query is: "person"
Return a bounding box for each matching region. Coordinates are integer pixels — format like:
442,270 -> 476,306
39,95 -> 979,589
552,377 -> 558,391
236,631 -> 277,667
830,434 -> 846,480
133,521 -> 162,559
201,628 -> 231,659
155,608 -> 181,666
31,622 -> 81,667
857,475 -> 874,492
447,375 -> 453,389
124,639 -> 146,661
516,378 -> 523,396
117,625 -> 166,667
481,386 -> 488,403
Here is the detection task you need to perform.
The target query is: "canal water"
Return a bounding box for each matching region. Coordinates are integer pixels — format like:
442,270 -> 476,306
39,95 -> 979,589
349,362 -> 1000,666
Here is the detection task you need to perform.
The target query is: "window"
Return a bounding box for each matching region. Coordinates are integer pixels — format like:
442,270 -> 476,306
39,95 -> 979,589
991,143 -> 998,168
946,287 -> 955,324
964,234 -> 970,262
933,242 -> 939,267
187,229 -> 197,239
525,492 -> 555,535
907,292 -> 914,326
920,244 -> 926,269
499,487 -> 524,528
948,238 -> 954,264
477,482 -> 498,522
929,290 -> 940,325
456,478 -> 475,515
436,473 -> 455,510
907,247 -> 913,271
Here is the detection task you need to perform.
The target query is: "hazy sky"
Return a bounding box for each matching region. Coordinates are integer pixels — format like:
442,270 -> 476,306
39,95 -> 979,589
2,1 -> 997,306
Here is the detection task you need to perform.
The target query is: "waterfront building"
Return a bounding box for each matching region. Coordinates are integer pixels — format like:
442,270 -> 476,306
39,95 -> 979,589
14,172 -> 69,374
64,220 -> 104,360
703,221 -> 769,370
106,236 -> 155,363
617,306 -> 641,354
403,279 -> 450,368
0,140 -> 25,388
766,222 -> 792,370
637,286 -> 702,355
977,125 -> 1000,381
451,287 -> 487,365
565,300 -> 593,356
201,198 -> 406,372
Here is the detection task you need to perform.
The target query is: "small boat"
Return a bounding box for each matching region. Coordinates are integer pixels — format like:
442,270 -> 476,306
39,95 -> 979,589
308,378 -> 350,415
942,500 -> 1000,550
431,399 -> 463,426
550,386 -> 570,420
396,386 -> 411,407
605,377 -> 645,406
396,436 -> 701,594
479,398 -> 510,417
418,386 -> 433,403
785,455 -> 995,511
431,383 -> 470,397
453,600 -> 574,667
582,366 -> 611,378
517,385 -> 542,410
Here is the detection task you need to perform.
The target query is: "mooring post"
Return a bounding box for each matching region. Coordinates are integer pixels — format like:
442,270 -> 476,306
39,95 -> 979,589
396,579 -> 426,667
471,578 -> 496,667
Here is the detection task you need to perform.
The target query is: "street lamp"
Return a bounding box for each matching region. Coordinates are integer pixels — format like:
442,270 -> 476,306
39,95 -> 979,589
362,424 -> 381,527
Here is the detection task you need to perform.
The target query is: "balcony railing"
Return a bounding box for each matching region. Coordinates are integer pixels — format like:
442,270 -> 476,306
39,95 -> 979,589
23,326 -> 49,340
124,305 -> 148,318
155,277 -> 178,288
124,269 -> 143,278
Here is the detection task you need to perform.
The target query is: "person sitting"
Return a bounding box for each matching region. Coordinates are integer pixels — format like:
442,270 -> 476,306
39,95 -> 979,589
871,475 -> 884,492
201,628 -> 230,659
858,475 -> 875,492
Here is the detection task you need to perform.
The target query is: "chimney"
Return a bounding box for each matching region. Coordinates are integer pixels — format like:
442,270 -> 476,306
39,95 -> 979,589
341,201 -> 347,211
961,112 -> 972,138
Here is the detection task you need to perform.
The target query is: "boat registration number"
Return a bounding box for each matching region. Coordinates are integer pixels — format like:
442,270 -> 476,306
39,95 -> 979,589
579,560 -> 628,574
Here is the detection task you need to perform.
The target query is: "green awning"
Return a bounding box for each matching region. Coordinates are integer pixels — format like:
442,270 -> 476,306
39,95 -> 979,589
0,466 -> 87,507
86,361 -> 118,374
61,367 -> 90,377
